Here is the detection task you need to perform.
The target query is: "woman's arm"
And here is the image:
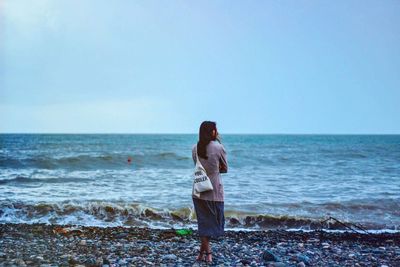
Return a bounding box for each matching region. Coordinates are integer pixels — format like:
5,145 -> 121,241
219,145 -> 228,173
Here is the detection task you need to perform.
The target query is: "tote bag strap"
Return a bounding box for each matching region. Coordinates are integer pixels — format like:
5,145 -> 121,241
195,146 -> 204,168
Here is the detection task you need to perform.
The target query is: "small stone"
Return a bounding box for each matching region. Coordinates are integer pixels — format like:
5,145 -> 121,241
229,218 -> 241,225
372,249 -> 383,254
68,256 -> 80,265
79,240 -> 87,246
144,209 -> 162,219
297,254 -> 310,265
298,262 -> 306,267
118,259 -> 127,264
115,232 -> 129,239
332,247 -> 342,253
262,249 -> 280,262
162,254 -> 177,261
241,259 -> 251,265
96,257 -> 103,265
84,257 -> 97,265
103,257 -> 110,264
268,263 -> 286,267
15,259 -> 26,266
141,245 -> 151,252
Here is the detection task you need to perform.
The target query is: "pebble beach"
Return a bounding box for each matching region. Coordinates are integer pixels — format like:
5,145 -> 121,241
1,223 -> 399,266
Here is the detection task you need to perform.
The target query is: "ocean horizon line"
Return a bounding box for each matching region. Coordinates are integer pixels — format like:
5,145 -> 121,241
1,132 -> 400,135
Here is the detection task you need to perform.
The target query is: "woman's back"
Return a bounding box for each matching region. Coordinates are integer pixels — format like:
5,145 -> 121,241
192,140 -> 228,202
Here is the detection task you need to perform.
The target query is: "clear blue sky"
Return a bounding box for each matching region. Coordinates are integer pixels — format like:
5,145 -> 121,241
1,0 -> 399,134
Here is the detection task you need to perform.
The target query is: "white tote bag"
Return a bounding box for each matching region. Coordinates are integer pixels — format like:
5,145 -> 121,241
192,150 -> 213,197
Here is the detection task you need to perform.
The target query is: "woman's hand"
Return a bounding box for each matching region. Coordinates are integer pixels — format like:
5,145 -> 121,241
219,158 -> 227,173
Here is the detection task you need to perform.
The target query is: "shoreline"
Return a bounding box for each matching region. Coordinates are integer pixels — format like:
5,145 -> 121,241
1,223 -> 399,266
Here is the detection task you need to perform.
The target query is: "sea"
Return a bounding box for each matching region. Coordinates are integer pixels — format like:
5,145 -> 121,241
0,134 -> 399,232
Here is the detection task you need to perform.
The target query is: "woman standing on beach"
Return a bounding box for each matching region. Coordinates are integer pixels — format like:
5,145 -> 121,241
192,121 -> 228,263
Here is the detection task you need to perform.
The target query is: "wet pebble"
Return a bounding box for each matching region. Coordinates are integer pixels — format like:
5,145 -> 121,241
296,254 -> 310,265
262,249 -> 280,262
162,254 -> 177,260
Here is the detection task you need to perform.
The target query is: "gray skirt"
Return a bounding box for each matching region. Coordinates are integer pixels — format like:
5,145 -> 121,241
192,197 -> 224,238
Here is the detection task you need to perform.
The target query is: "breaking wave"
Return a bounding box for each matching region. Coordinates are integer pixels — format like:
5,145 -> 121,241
1,200 -> 398,231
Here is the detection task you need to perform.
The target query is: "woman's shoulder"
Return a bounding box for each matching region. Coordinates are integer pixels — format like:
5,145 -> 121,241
209,141 -> 225,151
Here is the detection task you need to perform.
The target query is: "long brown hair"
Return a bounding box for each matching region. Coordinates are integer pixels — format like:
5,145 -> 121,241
197,121 -> 217,159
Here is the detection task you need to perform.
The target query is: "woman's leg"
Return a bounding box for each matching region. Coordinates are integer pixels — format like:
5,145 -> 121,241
196,237 -> 206,260
203,237 -> 212,262
197,236 -> 211,261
